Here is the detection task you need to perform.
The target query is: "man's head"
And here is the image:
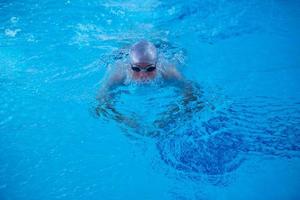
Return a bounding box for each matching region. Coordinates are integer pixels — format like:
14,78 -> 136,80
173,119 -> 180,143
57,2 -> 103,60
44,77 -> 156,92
129,40 -> 158,80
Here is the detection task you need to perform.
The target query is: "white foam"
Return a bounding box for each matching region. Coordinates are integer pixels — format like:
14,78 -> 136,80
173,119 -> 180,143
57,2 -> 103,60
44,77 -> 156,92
10,16 -> 19,24
4,28 -> 21,37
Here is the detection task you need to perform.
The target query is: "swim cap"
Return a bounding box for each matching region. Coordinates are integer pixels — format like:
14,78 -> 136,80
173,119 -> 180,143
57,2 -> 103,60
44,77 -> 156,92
130,40 -> 157,65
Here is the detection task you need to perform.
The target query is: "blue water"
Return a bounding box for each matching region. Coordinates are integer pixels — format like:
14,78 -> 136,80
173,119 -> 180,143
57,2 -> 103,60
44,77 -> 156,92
1,0 -> 300,199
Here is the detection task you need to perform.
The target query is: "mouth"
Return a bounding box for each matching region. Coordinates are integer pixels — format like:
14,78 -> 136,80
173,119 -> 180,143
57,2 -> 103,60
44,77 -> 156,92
132,71 -> 155,79
137,76 -> 154,83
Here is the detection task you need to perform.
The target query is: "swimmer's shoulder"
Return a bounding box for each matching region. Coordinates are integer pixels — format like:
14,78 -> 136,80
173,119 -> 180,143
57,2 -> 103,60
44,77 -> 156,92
106,62 -> 128,88
159,63 -> 183,82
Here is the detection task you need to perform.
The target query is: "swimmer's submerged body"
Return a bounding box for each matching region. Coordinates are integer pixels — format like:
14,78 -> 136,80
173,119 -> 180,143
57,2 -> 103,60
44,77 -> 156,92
96,40 -> 202,136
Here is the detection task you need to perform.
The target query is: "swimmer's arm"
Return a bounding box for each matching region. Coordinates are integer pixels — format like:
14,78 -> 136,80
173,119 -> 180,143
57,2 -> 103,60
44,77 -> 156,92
95,68 -> 125,117
96,69 -> 125,101
99,71 -> 125,93
162,66 -> 198,104
154,67 -> 202,130
95,70 -> 140,129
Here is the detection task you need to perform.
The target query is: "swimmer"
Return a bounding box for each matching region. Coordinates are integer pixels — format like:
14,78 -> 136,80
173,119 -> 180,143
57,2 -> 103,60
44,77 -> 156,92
99,40 -> 184,91
96,40 -> 202,133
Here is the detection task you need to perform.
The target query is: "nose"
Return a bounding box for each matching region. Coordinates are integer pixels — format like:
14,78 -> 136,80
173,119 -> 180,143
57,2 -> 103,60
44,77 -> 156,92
139,71 -> 148,78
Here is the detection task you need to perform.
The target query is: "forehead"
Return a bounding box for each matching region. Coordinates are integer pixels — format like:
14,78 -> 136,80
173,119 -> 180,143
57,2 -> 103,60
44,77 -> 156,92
132,62 -> 154,67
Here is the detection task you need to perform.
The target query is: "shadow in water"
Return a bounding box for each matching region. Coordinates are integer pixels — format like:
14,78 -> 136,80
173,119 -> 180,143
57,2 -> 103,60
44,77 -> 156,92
157,130 -> 246,175
156,96 -> 300,177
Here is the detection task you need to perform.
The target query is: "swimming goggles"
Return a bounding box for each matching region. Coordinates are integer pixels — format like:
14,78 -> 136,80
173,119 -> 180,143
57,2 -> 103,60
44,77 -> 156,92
130,64 -> 156,72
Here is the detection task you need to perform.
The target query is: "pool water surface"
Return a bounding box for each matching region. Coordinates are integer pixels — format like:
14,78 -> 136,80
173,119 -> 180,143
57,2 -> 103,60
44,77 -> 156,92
1,0 -> 300,200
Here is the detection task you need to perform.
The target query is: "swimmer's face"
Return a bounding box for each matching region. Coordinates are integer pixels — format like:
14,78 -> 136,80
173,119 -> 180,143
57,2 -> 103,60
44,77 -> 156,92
131,62 -> 157,81
129,40 -> 158,81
